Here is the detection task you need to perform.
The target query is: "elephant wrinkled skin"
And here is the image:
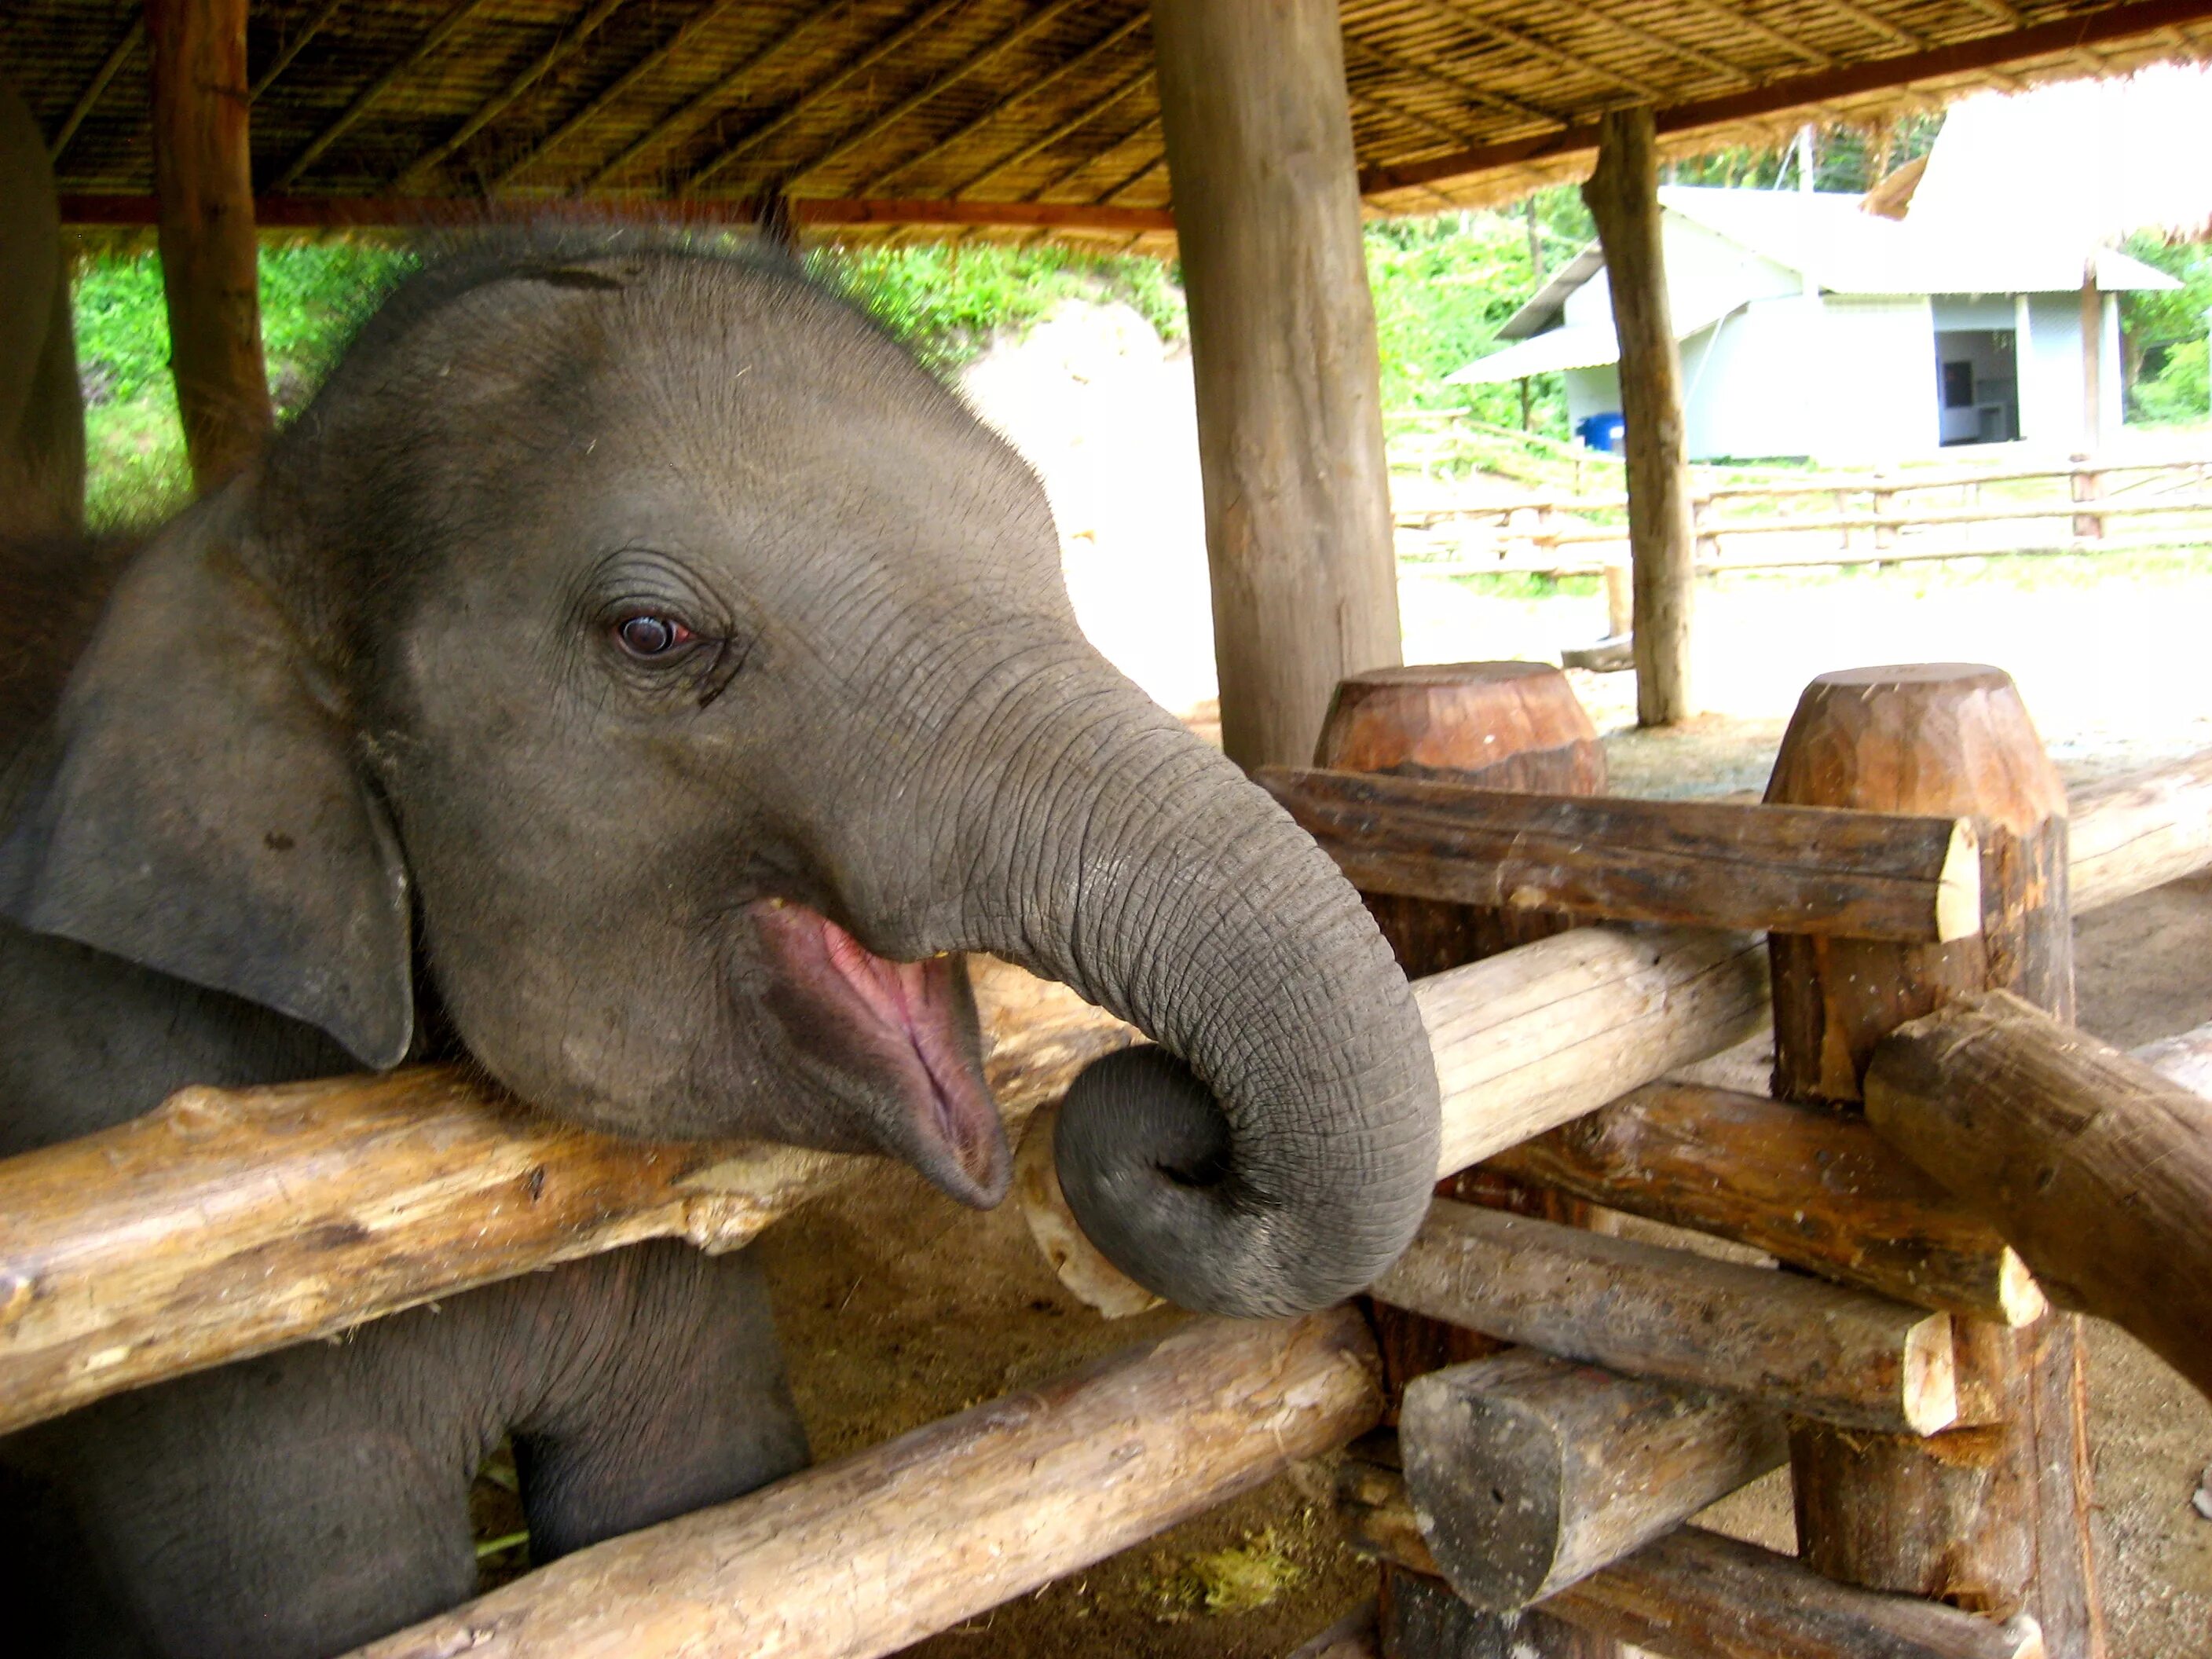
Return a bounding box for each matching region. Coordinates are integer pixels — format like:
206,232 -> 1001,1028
0,240 -> 1439,1657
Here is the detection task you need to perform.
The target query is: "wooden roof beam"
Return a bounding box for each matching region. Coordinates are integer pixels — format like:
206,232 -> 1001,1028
394,0 -> 631,192
1342,31 -> 1566,131
248,0 -> 346,103
1636,0 -> 1836,69
679,0 -> 973,194
860,8 -> 1148,192
45,13 -> 142,166
1357,0 -> 2212,199
493,0 -> 745,186
273,0 -> 504,189
1027,113 -> 1160,203
1807,0 -> 1928,52
1346,79 -> 1488,154
580,0 -> 860,189
1411,0 -> 1677,101
783,0 -> 1092,190
1513,0 -> 1760,85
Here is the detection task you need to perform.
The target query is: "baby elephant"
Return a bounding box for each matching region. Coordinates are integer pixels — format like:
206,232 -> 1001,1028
0,240 -> 1439,1657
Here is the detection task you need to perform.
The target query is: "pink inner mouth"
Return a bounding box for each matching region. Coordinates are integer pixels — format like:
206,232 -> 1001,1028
749,899 -> 1008,1205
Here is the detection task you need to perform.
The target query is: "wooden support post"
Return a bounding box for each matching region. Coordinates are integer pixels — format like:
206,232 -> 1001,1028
1259,767 -> 1983,943
1315,661 -> 1622,1658
1401,1349 -> 1786,1609
1341,1460 -> 2048,1659
1485,1081 -> 2044,1325
1765,665 -> 2103,1655
2078,275 -> 2102,456
1373,1199 -> 1959,1434
352,1309 -> 1382,1659
145,0 -> 271,489
2068,451 -> 2104,541
1582,108 -> 1697,726
1866,991 -> 2212,1403
1151,0 -> 1402,770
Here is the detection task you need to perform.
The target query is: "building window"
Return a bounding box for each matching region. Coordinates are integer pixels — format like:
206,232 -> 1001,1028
1942,360 -> 1975,409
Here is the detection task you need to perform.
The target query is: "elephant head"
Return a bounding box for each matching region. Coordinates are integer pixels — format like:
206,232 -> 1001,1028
0,244 -> 1440,1317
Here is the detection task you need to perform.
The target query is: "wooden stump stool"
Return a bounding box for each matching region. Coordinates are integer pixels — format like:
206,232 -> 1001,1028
1764,665 -> 2103,1657
1317,661 -> 1621,1659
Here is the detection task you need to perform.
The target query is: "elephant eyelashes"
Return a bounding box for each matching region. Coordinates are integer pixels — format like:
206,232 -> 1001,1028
615,613 -> 694,658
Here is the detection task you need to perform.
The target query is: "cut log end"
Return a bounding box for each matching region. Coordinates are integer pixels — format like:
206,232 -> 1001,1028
1014,1101 -> 1163,1319
1936,818 -> 1983,943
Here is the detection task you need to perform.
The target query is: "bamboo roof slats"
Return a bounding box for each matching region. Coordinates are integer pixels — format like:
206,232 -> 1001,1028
10,0 -> 2212,236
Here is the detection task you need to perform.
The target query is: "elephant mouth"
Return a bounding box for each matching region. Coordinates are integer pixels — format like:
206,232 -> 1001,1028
748,898 -> 1009,1207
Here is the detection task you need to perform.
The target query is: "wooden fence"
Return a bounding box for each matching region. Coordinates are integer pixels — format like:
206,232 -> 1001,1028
1390,449 -> 2212,576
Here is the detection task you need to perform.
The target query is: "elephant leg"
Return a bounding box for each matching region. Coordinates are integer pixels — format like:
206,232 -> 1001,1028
509,1241 -> 810,1562
8,1319 -> 489,1659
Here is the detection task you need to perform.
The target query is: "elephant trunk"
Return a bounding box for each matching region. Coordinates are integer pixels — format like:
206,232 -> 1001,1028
907,654 -> 1442,1318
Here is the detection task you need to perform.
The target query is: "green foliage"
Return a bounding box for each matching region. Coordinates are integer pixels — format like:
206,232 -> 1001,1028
1666,115 -> 1942,193
1364,187 -> 1591,434
819,242 -> 1186,372
2121,232 -> 2212,426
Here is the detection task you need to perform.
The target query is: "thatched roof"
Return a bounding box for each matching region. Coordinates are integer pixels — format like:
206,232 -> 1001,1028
8,0 -> 2212,250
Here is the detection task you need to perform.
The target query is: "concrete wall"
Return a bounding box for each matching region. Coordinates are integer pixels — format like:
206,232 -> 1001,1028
2019,292 -> 2090,451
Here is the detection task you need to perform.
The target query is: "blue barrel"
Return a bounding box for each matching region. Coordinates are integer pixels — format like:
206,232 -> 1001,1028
1577,412 -> 1626,453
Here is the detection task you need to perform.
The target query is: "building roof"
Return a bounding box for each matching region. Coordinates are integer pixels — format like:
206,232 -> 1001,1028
7,0 -> 2212,247
1447,302 -> 1738,383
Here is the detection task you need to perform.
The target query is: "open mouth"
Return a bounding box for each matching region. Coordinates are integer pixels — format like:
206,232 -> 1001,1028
748,898 -> 1009,1207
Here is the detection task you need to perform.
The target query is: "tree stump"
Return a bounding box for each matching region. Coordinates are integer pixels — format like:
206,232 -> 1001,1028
1764,664 -> 2103,1656
1315,661 -> 1623,1659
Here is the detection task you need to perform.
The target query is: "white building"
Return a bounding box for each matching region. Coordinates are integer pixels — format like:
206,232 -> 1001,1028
1448,185 -> 2178,463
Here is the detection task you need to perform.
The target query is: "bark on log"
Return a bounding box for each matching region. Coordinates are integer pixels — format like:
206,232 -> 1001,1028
145,0 -> 272,488
1766,665 -> 2101,1655
1341,1463 -> 2046,1659
1485,1081 -> 2044,1324
1400,1348 -> 1787,1609
1583,108 -> 1697,727
2064,748 -> 2212,911
0,960 -> 1131,1437
1151,0 -> 1401,769
349,1308 -> 1382,1659
1865,991 -> 2212,1402
1261,767 -> 1981,943
1372,1199 -> 1957,1434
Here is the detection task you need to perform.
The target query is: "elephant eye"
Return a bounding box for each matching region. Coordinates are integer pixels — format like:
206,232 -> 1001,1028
615,613 -> 694,659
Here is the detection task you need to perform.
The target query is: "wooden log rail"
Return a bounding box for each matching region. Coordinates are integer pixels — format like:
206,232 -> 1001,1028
1261,767 -> 1982,943
1866,991 -> 2212,1404
2,740 -> 2207,1437
1342,1457 -> 2047,1659
351,1308 -> 1382,1659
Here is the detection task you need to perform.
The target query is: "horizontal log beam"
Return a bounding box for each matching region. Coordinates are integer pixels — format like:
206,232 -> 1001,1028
1400,1350 -> 1786,1609
56,193 -> 1176,234
1485,1081 -> 2044,1324
1372,1199 -> 1958,1434
1261,767 -> 1980,943
2066,748 -> 2212,912
1357,0 -> 2212,200
1342,1468 -> 2046,1659
1866,990 -> 2212,1404
350,1306 -> 1381,1659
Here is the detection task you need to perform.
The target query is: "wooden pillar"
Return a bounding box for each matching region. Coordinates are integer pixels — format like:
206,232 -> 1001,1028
1316,661 -> 1623,1659
145,0 -> 271,489
1765,665 -> 2104,1658
1152,0 -> 1402,771
1580,108 -> 1695,727
2078,272 -> 2101,454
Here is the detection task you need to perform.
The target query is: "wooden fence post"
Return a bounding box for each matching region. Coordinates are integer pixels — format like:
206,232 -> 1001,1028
2069,452 -> 2104,541
1765,665 -> 2104,1657
1151,0 -> 1401,770
1582,108 -> 1696,727
1315,661 -> 1624,1659
145,0 -> 271,489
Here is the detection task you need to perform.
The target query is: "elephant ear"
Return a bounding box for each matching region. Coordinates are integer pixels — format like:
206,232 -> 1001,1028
0,494 -> 413,1068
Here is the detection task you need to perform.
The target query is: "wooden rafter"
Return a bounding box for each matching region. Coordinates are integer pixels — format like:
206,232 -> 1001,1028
1342,30 -> 1565,131
273,0 -> 503,189
1360,0 -> 2212,199
46,12 -> 141,165
1090,149 -> 1166,205
859,7 -> 1147,192
955,60 -> 1152,195
1521,0 -> 1756,86
1028,113 -> 1158,202
1347,77 -> 1487,152
1810,0 -> 1928,52
493,0 -> 745,185
580,0 -> 859,189
1411,0 -> 1674,102
1636,0 -> 1836,68
248,0 -> 345,103
784,0 -> 1091,190
394,0 -> 631,191
680,0 -> 972,194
